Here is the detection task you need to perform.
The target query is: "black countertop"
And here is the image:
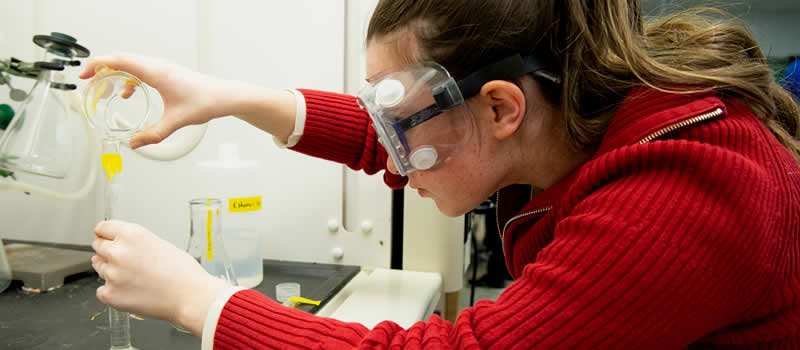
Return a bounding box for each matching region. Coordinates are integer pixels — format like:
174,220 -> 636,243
0,259 -> 359,349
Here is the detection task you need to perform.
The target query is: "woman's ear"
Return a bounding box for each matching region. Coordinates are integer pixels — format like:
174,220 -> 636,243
478,80 -> 526,140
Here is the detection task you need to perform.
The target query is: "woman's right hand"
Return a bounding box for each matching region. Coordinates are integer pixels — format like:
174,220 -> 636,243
80,52 -> 299,149
91,220 -> 230,335
80,53 -> 232,149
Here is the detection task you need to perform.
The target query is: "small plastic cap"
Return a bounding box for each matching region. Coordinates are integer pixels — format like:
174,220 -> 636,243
276,282 -> 301,304
409,146 -> 438,170
375,79 -> 405,108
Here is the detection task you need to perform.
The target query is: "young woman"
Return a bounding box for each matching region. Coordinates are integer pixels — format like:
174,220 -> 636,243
84,0 -> 800,348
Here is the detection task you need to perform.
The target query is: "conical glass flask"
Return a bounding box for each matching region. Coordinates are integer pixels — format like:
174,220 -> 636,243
172,199 -> 239,333
0,70 -> 73,178
187,199 -> 238,285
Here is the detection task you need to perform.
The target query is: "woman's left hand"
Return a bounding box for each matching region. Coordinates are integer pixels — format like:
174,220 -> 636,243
91,220 -> 231,335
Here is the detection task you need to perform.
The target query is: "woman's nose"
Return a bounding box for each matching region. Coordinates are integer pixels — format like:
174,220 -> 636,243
386,157 -> 400,175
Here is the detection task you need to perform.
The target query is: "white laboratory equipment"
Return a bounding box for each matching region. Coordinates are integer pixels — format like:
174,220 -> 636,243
0,32 -> 98,200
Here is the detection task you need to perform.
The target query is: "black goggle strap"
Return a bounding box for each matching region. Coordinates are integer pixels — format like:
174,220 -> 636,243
457,54 -> 551,99
395,54 -> 552,132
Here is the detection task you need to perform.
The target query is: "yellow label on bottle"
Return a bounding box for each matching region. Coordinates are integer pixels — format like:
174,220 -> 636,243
206,209 -> 213,261
101,153 -> 122,181
229,196 -> 262,213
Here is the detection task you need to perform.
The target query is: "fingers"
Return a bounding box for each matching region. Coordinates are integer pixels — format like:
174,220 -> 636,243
94,220 -> 123,240
79,55 -> 124,79
121,84 -> 137,99
91,255 -> 108,279
96,284 -> 110,305
92,236 -> 115,261
96,284 -> 122,310
129,118 -> 181,149
93,220 -> 127,265
79,52 -> 160,84
91,255 -> 118,285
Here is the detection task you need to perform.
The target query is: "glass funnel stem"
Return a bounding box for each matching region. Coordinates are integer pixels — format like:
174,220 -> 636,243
101,138 -> 136,350
102,139 -> 120,221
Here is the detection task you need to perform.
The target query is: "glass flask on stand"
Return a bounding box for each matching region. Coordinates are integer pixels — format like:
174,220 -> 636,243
0,33 -> 89,180
0,69 -> 72,178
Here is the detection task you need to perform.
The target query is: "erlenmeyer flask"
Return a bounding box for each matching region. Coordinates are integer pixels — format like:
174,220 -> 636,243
172,199 -> 239,333
187,199 -> 238,284
0,70 -> 73,178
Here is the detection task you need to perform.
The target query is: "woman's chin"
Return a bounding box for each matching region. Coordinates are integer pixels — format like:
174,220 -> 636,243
432,199 -> 471,218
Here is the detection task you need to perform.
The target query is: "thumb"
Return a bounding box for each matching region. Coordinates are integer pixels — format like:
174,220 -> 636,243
94,220 -> 125,240
129,118 -> 181,149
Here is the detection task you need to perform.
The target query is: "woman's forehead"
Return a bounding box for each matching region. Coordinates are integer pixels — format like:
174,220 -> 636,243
366,32 -> 422,80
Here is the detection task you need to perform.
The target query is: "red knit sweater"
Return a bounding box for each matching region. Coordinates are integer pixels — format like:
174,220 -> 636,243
212,88 -> 800,349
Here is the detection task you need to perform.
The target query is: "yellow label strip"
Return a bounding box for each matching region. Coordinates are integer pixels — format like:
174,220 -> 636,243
206,209 -> 213,261
229,196 -> 262,213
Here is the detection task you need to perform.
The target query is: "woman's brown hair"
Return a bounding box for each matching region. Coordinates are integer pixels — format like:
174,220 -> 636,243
366,0 -> 800,161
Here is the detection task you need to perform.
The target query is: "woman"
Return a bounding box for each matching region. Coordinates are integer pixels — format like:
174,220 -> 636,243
84,0 -> 800,348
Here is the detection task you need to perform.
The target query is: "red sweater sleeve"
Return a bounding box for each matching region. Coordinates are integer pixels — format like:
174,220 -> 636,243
213,136 -> 780,348
288,89 -> 408,189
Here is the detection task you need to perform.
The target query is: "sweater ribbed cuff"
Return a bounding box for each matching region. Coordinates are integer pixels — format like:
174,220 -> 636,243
202,286 -> 246,350
211,289 -> 364,349
291,89 -> 408,189
291,89 -> 370,161
271,89 -> 306,148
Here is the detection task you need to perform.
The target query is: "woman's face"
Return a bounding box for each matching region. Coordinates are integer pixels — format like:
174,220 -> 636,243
366,34 -> 591,217
366,37 -> 510,216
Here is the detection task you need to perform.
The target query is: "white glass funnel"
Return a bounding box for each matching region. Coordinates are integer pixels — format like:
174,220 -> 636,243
83,65 -> 150,141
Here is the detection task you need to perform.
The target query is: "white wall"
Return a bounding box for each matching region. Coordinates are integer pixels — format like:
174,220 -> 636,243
0,0 -> 394,268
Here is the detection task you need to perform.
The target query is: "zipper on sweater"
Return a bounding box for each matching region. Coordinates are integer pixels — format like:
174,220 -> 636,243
500,204 -> 553,258
497,106 -> 724,259
638,107 -> 724,144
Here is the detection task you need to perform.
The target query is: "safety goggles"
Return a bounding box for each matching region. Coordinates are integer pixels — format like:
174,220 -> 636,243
357,54 -> 556,176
